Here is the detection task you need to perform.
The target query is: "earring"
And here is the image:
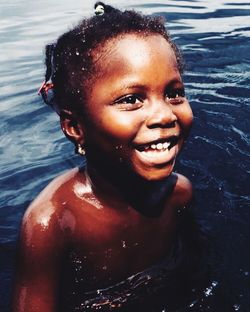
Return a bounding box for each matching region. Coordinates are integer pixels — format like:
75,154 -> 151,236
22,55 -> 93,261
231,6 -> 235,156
76,143 -> 86,156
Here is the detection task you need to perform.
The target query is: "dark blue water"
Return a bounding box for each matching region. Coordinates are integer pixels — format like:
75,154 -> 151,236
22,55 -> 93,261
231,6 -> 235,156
0,0 -> 249,311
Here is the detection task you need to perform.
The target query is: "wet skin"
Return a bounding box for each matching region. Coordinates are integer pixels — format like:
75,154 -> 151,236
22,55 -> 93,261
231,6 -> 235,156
13,34 -> 193,311
82,34 -> 193,182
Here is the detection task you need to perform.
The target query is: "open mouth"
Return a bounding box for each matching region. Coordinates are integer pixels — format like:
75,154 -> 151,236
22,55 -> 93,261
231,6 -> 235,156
136,136 -> 178,152
134,136 -> 179,165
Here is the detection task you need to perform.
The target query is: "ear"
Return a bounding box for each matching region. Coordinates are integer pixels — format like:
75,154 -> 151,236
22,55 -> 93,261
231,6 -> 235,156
60,110 -> 85,145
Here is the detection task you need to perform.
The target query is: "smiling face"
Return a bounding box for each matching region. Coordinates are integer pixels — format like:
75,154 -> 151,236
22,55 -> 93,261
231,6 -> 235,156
78,34 -> 193,181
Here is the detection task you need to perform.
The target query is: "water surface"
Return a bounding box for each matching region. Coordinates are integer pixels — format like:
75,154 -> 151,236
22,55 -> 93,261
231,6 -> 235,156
0,0 -> 249,311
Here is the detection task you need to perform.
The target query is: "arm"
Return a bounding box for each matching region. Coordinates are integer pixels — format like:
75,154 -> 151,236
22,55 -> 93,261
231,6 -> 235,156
12,204 -> 64,312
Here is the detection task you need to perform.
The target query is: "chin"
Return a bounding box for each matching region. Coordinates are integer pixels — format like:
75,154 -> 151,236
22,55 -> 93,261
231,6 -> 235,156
135,160 -> 176,182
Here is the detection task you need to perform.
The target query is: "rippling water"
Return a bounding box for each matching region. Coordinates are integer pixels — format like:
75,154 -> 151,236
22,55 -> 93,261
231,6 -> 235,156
0,0 -> 249,311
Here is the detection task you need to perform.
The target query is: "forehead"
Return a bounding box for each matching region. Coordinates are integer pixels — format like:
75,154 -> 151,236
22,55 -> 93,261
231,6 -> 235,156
92,33 -> 178,78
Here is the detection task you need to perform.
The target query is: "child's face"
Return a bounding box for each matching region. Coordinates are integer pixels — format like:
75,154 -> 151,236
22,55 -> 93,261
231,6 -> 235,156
80,34 -> 193,181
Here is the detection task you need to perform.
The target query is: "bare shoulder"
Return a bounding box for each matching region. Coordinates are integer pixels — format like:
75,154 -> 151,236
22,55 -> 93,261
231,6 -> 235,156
27,167 -> 79,210
25,167 -> 79,215
171,173 -> 193,208
21,168 -> 80,253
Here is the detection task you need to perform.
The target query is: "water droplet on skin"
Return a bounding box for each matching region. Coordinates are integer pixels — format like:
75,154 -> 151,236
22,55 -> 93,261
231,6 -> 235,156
204,287 -> 212,297
122,240 -> 126,248
233,304 -> 240,311
203,281 -> 218,297
115,145 -> 123,150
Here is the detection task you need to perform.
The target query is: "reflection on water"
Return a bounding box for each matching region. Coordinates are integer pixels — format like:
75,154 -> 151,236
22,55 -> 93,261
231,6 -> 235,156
0,0 -> 250,311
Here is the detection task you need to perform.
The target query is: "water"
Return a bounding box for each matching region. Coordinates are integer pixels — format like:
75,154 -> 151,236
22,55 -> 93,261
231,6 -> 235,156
0,0 -> 249,310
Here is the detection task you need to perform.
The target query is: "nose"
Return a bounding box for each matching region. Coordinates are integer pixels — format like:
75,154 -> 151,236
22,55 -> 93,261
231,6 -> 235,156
145,99 -> 177,129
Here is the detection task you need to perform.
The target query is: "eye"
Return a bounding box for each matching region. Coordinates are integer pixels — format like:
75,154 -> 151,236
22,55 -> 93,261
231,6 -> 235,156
113,94 -> 143,110
166,88 -> 186,105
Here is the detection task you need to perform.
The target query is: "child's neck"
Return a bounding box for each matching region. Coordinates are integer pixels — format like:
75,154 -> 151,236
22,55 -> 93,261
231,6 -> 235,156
84,162 -> 177,217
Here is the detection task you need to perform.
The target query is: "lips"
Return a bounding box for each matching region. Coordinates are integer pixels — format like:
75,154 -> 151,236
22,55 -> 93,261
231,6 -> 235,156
134,136 -> 179,166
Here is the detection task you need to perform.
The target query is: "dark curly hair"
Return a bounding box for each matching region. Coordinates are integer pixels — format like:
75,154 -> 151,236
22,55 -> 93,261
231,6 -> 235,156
42,2 -> 183,114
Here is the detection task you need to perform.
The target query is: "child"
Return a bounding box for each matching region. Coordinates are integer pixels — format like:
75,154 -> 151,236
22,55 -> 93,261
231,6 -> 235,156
13,2 -> 194,311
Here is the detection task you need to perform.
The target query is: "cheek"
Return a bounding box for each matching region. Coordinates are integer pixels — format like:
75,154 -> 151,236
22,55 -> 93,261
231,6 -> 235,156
176,103 -> 193,134
89,110 -> 141,143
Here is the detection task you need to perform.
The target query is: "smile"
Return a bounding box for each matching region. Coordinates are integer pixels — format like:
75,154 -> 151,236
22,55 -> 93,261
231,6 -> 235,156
134,137 -> 179,165
142,141 -> 171,151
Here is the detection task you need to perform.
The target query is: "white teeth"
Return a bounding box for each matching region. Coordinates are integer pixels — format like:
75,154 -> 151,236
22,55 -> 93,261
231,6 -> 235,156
156,143 -> 163,150
144,141 -> 171,151
163,142 -> 170,149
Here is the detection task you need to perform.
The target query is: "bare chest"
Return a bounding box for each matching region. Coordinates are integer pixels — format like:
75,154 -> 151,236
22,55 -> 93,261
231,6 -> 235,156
64,211 -> 177,291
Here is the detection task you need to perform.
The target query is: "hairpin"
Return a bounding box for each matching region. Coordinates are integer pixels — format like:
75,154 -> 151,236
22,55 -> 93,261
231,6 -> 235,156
38,81 -> 54,96
95,2 -> 105,15
38,80 -> 56,112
